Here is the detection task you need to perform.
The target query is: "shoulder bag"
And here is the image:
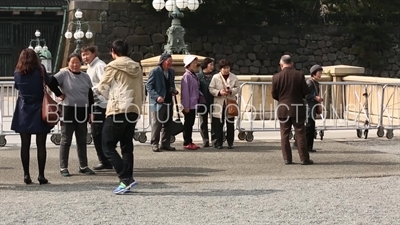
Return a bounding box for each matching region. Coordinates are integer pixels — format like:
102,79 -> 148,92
41,68 -> 60,126
220,73 -> 238,117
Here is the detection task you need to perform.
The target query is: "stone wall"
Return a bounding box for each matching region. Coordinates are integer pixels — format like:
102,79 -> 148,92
67,1 -> 400,77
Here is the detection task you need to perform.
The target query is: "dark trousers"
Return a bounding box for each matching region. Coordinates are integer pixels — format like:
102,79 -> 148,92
102,113 -> 138,182
212,108 -> 235,147
150,104 -> 173,148
91,106 -> 110,166
305,118 -> 316,151
59,121 -> 88,169
183,109 -> 196,146
199,106 -> 216,144
279,117 -> 310,162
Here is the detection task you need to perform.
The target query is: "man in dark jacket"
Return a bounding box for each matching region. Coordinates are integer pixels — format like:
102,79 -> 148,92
197,57 -> 216,147
304,65 -> 324,152
146,53 -> 177,152
271,55 -> 314,165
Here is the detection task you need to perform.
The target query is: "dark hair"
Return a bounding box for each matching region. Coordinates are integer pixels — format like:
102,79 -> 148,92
15,48 -> 41,74
111,39 -> 129,57
218,59 -> 230,70
67,53 -> 83,65
81,45 -> 98,54
201,57 -> 214,70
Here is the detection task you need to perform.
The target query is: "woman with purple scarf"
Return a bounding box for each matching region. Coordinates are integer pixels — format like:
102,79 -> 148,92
180,55 -> 204,150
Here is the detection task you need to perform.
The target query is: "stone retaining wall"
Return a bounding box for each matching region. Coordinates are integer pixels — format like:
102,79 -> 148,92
65,1 -> 400,77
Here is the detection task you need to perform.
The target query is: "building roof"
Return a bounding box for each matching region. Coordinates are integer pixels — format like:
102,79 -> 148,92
0,0 -> 68,7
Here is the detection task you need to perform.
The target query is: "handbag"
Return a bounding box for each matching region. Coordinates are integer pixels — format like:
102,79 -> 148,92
170,95 -> 184,136
220,73 -> 238,117
226,98 -> 239,117
40,68 -> 60,126
311,80 -> 322,115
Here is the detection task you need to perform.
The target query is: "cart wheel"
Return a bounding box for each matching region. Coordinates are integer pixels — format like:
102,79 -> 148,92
386,129 -> 394,139
170,135 -> 176,143
364,129 -> 368,139
134,133 -> 139,141
0,135 -> 6,147
319,130 -> 324,140
138,133 -> 147,143
238,131 -> 246,140
356,129 -> 362,138
289,131 -> 293,140
86,134 -> 93,144
245,132 -> 254,142
223,132 -> 227,142
377,126 -> 385,137
314,131 -> 318,139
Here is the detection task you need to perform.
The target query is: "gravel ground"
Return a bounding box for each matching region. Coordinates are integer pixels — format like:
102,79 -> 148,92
1,133 -> 399,225
1,176 -> 400,225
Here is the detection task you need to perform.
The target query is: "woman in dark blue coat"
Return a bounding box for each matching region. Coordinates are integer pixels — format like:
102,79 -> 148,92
11,48 -> 63,185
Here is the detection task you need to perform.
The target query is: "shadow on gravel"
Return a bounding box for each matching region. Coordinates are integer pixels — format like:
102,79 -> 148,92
134,167 -> 224,178
339,140 -> 400,146
0,167 -> 13,170
318,150 -> 384,155
179,145 -> 278,153
315,161 -> 399,166
0,181 -> 181,192
131,188 -> 282,197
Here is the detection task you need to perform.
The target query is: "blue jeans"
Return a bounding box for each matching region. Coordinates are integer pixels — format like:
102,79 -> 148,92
102,113 -> 138,182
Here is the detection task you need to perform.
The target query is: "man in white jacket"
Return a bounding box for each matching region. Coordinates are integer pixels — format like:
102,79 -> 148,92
81,45 -> 112,171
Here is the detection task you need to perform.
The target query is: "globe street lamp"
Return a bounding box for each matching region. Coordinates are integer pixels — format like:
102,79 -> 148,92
152,0 -> 200,54
64,9 -> 93,53
28,29 -> 52,73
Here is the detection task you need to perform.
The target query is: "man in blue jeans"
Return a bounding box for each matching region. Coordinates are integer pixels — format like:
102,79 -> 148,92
96,40 -> 144,194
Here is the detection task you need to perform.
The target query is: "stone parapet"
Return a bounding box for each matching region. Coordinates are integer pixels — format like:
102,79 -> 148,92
141,54 -> 208,76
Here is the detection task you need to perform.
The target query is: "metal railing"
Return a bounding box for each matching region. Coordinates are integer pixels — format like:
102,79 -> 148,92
0,80 -> 399,147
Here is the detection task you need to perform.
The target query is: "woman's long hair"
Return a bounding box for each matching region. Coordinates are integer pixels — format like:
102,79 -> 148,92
15,48 -> 41,75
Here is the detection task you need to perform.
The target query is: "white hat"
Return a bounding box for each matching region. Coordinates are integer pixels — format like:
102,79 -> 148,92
183,55 -> 198,68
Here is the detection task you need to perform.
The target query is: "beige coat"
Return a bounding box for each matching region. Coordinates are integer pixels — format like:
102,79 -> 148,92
209,72 -> 239,118
96,56 -> 144,117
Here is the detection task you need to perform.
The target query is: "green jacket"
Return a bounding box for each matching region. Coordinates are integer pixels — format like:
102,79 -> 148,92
197,70 -> 215,106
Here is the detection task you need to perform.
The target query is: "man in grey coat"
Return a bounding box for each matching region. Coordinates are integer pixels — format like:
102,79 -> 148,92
146,53 -> 178,152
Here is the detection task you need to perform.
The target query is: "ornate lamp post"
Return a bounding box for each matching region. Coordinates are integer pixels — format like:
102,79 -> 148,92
64,9 -> 93,53
152,0 -> 200,54
28,29 -> 52,73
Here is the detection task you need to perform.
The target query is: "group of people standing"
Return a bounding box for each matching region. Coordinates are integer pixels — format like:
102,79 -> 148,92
10,43 -> 321,193
12,40 -> 143,194
146,54 -> 239,152
10,40 -> 241,194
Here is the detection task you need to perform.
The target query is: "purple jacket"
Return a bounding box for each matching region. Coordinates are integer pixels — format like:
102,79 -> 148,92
181,69 -> 203,109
